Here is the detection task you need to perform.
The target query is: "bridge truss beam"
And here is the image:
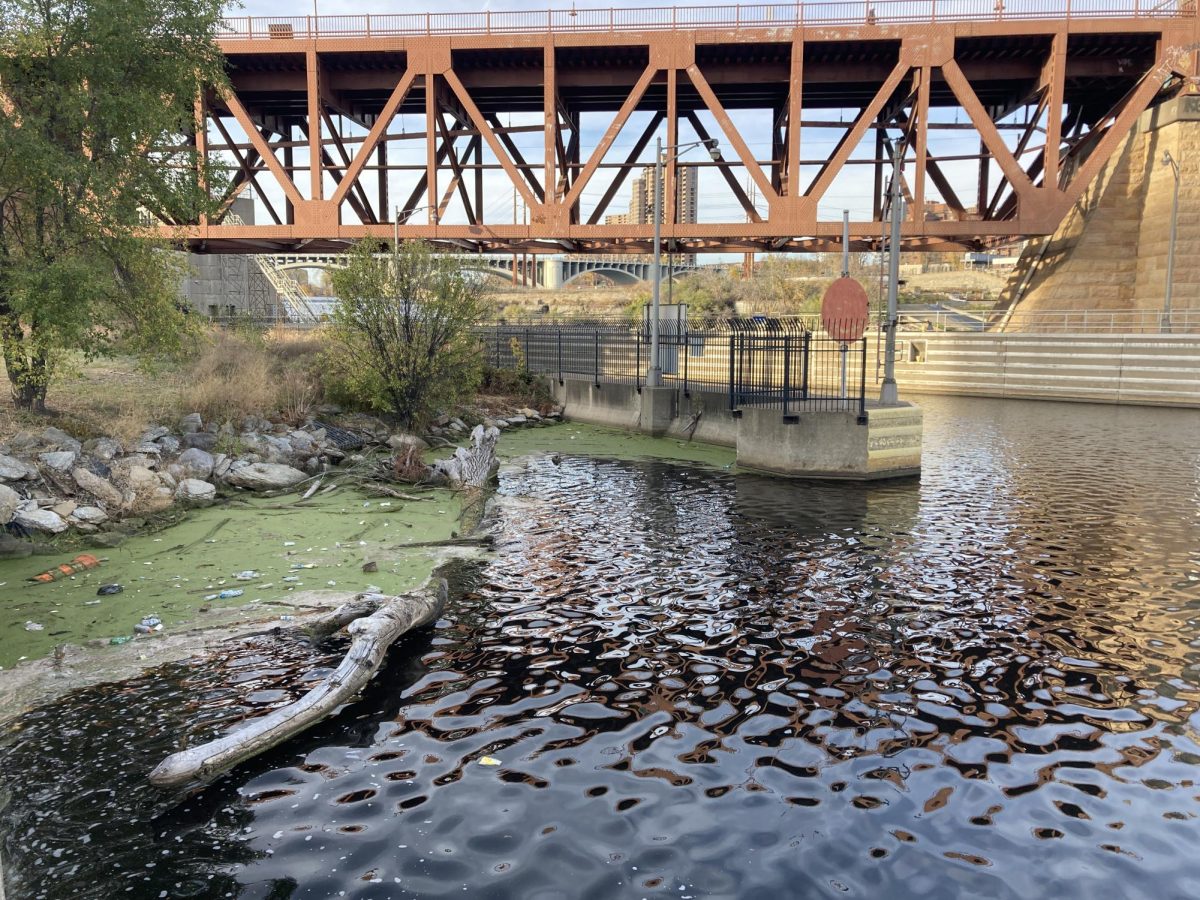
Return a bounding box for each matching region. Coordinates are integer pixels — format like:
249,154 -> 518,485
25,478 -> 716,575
161,9 -> 1200,255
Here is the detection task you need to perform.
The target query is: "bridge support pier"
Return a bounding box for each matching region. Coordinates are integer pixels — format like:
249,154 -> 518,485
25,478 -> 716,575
1000,95 -> 1200,329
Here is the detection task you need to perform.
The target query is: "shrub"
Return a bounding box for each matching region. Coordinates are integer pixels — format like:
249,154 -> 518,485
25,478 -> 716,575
324,240 -> 490,430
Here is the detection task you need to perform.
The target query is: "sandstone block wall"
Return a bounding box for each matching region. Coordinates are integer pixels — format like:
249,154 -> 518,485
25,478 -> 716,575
1003,96 -> 1200,326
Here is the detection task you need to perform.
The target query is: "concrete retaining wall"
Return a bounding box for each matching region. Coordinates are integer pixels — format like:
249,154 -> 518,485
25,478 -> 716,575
548,377 -> 921,480
881,332 -> 1200,407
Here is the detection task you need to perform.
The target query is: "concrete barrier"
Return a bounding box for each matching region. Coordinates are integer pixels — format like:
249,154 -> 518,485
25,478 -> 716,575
881,332 -> 1200,407
548,376 -> 921,480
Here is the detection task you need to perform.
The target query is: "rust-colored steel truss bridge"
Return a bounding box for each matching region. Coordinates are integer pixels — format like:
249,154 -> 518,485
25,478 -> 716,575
163,2 -> 1200,255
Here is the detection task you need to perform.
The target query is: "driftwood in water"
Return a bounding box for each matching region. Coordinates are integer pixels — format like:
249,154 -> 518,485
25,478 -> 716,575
300,592 -> 387,640
429,425 -> 500,489
391,534 -> 494,550
148,582 -> 447,788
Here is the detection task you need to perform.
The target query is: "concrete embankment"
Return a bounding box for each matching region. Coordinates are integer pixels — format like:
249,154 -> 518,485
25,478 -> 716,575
549,377 -> 922,480
879,331 -> 1200,407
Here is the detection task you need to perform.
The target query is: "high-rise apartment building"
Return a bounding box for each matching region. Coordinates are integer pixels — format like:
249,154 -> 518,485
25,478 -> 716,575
605,164 -> 698,226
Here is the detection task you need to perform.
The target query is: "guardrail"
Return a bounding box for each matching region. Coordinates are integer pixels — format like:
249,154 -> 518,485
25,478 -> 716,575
218,1 -> 1195,40
482,321 -> 868,414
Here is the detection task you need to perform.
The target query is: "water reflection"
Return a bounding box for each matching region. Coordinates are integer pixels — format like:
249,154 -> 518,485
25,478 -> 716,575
2,397 -> 1199,899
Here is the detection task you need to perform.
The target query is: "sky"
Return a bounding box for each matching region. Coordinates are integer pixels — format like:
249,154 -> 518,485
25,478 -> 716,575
215,0 -> 1045,240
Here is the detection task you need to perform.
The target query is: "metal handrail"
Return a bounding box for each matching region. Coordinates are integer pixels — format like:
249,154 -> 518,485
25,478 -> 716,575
217,1 -> 1195,40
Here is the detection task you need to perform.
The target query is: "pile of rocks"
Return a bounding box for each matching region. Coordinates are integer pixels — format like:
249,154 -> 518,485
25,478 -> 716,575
0,415 -> 367,547
430,406 -> 563,439
0,403 -> 565,549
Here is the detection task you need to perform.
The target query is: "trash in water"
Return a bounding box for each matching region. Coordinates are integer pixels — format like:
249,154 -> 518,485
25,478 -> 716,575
326,580 -> 337,587
291,563 -> 317,570
477,756 -> 502,767
280,615 -> 295,622
217,589 -> 244,600
234,571 -> 260,581
109,635 -> 132,645
283,541 -> 296,547
28,553 -> 103,584
282,576 -> 300,583
24,621 -> 44,632
134,615 -> 163,634
84,599 -> 101,606
97,584 -> 123,596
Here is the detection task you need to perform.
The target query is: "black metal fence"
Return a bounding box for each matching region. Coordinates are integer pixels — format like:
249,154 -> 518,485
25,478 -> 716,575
480,319 -> 867,416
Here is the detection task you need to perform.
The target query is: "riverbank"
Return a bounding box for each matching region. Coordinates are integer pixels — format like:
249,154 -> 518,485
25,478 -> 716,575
0,421 -> 738,723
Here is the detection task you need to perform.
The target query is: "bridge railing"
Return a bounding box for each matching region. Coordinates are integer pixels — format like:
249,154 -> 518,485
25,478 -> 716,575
217,1 -> 1194,39
480,320 -> 868,415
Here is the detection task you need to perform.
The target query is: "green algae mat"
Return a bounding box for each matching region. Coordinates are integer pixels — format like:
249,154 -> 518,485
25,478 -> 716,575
0,423 -> 734,671
0,487 -> 461,670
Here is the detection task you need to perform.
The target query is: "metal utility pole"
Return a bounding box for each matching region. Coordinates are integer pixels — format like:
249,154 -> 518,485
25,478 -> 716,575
880,145 -> 903,406
647,138 -> 719,388
841,209 -> 850,399
1163,150 -> 1180,334
649,136 -> 664,387
841,209 -> 850,278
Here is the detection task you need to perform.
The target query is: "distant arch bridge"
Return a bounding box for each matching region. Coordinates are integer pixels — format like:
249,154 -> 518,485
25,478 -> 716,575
265,253 -> 699,289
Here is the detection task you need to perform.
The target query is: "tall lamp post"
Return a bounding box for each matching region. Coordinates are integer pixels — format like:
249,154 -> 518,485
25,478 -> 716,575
1162,150 -> 1180,334
880,143 -> 904,406
648,136 -> 721,387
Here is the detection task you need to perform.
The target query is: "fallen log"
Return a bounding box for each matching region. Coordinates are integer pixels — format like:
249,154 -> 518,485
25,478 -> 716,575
390,534 -> 494,550
148,581 -> 447,789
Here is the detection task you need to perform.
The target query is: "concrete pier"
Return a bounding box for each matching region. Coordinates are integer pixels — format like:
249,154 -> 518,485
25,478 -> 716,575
549,377 -> 921,480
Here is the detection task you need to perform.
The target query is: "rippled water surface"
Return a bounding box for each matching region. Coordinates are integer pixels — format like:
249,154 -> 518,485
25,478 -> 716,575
3,396 -> 1200,899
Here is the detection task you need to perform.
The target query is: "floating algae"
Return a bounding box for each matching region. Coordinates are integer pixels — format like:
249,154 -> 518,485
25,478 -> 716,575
0,487 -> 462,670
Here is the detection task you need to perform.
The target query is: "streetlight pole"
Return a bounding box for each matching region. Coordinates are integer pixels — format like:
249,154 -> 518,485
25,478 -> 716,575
648,137 -> 719,387
650,137 -> 663,385
880,143 -> 903,406
1162,150 -> 1180,334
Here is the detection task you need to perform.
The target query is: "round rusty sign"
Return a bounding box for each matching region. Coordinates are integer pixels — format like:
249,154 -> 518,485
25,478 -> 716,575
821,276 -> 870,341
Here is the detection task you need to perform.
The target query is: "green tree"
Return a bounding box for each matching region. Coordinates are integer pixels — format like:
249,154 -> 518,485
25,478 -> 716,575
325,240 -> 491,430
0,0 -> 227,409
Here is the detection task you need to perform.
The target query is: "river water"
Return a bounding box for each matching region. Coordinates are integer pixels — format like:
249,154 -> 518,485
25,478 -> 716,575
2,396 -> 1199,899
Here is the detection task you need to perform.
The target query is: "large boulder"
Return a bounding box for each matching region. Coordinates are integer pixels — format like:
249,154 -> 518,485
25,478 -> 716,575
40,426 -> 81,453
14,502 -> 68,534
69,506 -> 109,525
0,482 -> 19,524
175,479 -> 216,504
38,450 -> 78,472
225,462 -> 308,491
72,468 -> 123,509
176,447 -> 215,480
240,414 -> 273,434
140,425 -> 170,443
0,454 -> 35,481
182,432 -> 219,453
120,464 -> 173,514
82,436 -> 122,461
288,430 -> 317,456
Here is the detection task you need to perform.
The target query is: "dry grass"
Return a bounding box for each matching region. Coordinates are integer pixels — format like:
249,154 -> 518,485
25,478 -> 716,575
0,325 -> 328,445
0,356 -> 186,444
182,330 -> 281,425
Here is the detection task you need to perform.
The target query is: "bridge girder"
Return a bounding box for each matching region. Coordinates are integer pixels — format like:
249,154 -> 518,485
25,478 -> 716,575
157,6 -> 1200,255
